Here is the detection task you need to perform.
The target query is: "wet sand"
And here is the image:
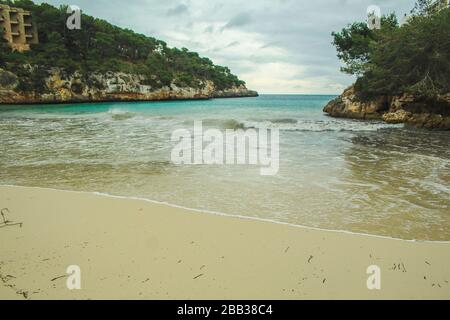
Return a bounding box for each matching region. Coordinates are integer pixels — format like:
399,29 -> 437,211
0,185 -> 449,300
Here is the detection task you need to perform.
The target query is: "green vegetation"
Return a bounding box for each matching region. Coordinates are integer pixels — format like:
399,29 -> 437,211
0,0 -> 245,91
332,1 -> 450,100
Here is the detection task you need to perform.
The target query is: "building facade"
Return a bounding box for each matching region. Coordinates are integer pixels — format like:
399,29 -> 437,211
0,4 -> 38,52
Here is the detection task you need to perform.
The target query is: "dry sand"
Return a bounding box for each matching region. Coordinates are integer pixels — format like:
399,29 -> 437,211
0,185 -> 449,300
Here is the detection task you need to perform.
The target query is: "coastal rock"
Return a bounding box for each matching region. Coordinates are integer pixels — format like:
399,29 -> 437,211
213,85 -> 258,98
406,113 -> 450,130
0,69 -> 258,104
382,110 -> 412,124
324,85 -> 450,130
323,86 -> 388,120
390,94 -> 450,129
0,68 -> 19,90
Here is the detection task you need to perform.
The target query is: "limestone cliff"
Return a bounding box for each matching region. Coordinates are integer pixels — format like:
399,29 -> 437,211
0,68 -> 258,104
323,85 -> 450,130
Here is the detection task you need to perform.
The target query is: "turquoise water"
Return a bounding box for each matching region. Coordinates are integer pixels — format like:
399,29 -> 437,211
1,95 -> 449,240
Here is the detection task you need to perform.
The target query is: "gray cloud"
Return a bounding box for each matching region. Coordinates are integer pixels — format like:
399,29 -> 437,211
167,3 -> 188,16
204,25 -> 214,33
221,12 -> 252,30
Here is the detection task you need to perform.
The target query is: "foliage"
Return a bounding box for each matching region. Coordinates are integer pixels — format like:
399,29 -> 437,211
331,14 -> 399,77
0,0 -> 245,92
332,1 -> 450,100
411,0 -> 435,16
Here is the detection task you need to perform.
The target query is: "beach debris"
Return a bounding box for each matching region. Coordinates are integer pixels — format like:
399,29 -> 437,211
0,208 -> 23,229
391,263 -> 407,273
16,290 -> 29,299
0,274 -> 16,283
307,255 -> 313,263
193,274 -> 204,280
425,260 -> 431,266
200,265 -> 206,270
51,274 -> 68,282
284,246 -> 290,253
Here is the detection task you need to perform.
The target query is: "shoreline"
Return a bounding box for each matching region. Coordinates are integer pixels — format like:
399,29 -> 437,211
2,184 -> 449,244
0,93 -> 259,106
1,185 -> 449,300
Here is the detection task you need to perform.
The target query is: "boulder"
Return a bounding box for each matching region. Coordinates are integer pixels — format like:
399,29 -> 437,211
323,86 -> 388,120
382,110 -> 412,124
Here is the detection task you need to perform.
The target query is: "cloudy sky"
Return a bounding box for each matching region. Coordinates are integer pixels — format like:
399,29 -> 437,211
36,0 -> 415,94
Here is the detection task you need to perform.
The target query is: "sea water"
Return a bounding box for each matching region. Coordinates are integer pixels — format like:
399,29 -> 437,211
0,95 -> 449,240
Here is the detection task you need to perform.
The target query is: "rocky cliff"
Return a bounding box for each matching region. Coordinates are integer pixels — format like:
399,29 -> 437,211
324,86 -> 450,130
0,68 -> 258,104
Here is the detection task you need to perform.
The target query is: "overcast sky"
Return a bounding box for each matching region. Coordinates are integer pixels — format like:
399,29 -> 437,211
35,0 -> 415,94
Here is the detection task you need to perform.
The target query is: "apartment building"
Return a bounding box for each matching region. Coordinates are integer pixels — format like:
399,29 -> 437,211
0,4 -> 38,52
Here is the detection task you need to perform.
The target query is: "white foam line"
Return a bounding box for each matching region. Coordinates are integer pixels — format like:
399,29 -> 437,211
2,184 -> 450,244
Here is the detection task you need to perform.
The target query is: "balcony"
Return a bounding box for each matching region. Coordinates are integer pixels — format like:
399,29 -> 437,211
10,19 -> 19,24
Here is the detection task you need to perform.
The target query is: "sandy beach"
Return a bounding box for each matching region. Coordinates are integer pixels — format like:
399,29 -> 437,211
0,185 -> 449,300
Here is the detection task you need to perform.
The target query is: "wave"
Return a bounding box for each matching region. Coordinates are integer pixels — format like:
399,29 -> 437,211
108,109 -> 137,121
199,119 -> 247,130
177,118 -> 403,132
241,119 -> 403,132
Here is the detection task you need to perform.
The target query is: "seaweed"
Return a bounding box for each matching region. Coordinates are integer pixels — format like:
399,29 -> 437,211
0,208 -> 23,229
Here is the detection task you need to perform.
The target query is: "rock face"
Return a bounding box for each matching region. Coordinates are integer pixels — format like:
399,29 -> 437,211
0,68 -> 258,104
324,85 -> 450,130
382,110 -> 412,124
323,86 -> 388,120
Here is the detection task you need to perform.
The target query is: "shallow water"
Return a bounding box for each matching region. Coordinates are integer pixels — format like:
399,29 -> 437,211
1,95 -> 449,240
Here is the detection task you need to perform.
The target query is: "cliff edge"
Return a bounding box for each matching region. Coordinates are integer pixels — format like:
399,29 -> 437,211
0,68 -> 258,104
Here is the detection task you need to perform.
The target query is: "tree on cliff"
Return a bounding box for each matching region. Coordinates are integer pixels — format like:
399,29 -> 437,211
411,0 -> 436,16
331,14 -> 398,77
0,0 -> 245,91
332,2 -> 450,100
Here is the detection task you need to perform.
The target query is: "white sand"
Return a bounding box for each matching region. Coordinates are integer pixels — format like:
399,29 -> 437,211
0,185 -> 449,300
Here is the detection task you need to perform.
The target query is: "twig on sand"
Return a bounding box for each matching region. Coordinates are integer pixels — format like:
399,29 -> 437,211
0,208 -> 23,229
51,275 -> 68,282
193,274 -> 204,280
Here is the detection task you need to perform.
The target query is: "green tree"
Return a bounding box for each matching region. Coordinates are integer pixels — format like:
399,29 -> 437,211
411,0 -> 435,16
357,8 -> 450,99
332,0 -> 450,100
